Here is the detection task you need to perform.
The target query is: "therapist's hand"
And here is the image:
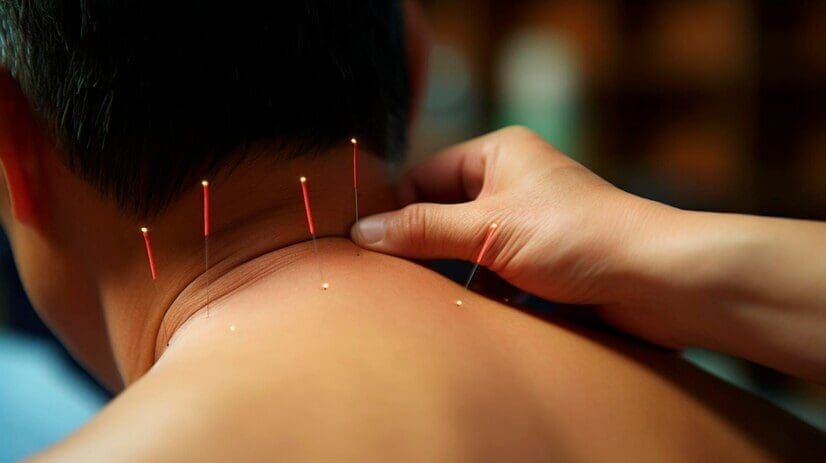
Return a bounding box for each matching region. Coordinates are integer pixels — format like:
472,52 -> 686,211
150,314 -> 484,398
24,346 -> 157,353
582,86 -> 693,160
351,126 -> 668,309
352,126 -> 826,383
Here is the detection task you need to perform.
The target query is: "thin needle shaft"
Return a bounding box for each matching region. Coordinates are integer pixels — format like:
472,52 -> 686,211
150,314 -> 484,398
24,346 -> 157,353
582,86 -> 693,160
300,176 -> 328,290
352,138 -> 361,256
457,223 -> 498,306
351,138 -> 359,227
204,235 -> 210,316
140,227 -> 158,281
139,227 -> 166,343
202,180 -> 211,317
311,234 -> 324,285
464,262 -> 481,289
354,188 -> 359,226
464,223 -> 498,289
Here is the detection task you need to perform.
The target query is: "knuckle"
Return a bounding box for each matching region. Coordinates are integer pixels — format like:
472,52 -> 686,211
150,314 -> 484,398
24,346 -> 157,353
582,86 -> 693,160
500,125 -> 540,142
492,126 -> 554,166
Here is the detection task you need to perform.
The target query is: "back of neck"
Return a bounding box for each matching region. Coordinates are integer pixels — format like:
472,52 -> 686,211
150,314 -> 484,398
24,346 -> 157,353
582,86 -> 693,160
97,145 -> 398,384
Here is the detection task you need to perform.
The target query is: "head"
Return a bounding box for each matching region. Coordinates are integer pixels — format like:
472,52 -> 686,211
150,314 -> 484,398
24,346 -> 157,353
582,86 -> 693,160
0,0 -> 429,387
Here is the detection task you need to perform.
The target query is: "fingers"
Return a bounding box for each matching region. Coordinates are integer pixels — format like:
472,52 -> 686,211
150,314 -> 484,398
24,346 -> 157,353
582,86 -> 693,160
354,126 -> 565,262
397,136 -> 490,205
351,202 -> 491,261
397,126 -> 567,206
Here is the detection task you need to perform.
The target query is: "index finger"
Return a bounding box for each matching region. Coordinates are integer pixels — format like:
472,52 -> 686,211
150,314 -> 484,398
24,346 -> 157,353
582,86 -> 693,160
398,131 -> 496,206
399,126 -> 567,206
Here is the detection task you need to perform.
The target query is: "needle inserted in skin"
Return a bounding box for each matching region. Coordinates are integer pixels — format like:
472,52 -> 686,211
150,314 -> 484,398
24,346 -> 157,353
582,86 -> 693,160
300,176 -> 328,290
351,137 -> 361,256
456,223 -> 498,306
140,227 -> 158,281
141,226 -> 171,345
202,180 -> 211,317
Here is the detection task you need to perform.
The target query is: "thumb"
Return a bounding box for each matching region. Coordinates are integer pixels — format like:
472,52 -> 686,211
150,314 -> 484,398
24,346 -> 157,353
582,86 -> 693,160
351,202 -> 489,261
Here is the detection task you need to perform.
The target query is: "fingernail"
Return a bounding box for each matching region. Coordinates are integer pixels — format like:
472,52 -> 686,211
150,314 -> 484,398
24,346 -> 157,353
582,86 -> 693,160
355,214 -> 386,244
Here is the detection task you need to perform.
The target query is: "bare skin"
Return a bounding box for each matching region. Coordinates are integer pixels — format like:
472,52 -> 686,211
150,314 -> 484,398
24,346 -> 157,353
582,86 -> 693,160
353,126 -> 826,384
33,238 -> 824,462
3,0 -> 820,457
1,88 -> 821,460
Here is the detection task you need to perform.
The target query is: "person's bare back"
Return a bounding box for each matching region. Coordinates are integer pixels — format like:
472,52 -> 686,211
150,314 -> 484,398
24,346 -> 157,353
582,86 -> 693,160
3,2 -> 822,461
34,239 -> 824,462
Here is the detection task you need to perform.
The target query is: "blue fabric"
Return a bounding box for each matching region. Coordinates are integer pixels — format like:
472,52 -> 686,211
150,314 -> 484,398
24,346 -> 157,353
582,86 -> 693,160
0,330 -> 107,463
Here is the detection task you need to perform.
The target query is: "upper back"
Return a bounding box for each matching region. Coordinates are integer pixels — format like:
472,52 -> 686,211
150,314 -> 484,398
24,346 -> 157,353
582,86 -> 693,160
35,239 -> 824,462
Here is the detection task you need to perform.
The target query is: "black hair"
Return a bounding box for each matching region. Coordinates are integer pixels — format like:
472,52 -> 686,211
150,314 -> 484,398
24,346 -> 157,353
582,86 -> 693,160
0,1 -> 409,217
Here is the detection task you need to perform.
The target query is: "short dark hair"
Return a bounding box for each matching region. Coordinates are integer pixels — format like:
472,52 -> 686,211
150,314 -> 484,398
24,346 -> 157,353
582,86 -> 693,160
0,1 -> 409,217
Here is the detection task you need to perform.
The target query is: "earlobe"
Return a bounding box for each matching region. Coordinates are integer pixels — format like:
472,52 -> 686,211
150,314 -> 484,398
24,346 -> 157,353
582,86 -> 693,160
0,71 -> 40,225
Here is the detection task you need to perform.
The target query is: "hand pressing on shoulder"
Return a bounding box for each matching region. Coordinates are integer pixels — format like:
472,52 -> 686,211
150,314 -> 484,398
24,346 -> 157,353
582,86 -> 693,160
352,126 -> 826,384
351,126 -> 671,330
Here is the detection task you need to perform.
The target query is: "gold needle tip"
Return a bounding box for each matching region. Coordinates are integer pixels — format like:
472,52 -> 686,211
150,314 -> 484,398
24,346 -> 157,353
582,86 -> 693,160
140,227 -> 148,233
321,282 -> 330,290
350,138 -> 357,144
201,180 -> 209,186
490,223 -> 498,229
455,300 -> 463,307
300,176 -> 307,183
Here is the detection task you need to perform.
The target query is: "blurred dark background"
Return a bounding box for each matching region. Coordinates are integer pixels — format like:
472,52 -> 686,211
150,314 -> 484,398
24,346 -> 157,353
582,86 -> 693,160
1,1 -> 824,461
409,0 -> 826,432
412,0 -> 824,221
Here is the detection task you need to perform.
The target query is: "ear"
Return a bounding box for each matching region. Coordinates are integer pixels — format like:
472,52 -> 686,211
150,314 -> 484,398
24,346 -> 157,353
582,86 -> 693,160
404,0 -> 431,126
0,71 -> 43,226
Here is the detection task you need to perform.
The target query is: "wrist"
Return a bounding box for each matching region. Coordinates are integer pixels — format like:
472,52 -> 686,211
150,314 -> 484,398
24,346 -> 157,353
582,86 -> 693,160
606,204 -> 760,349
601,196 -> 681,305
599,197 -> 701,347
